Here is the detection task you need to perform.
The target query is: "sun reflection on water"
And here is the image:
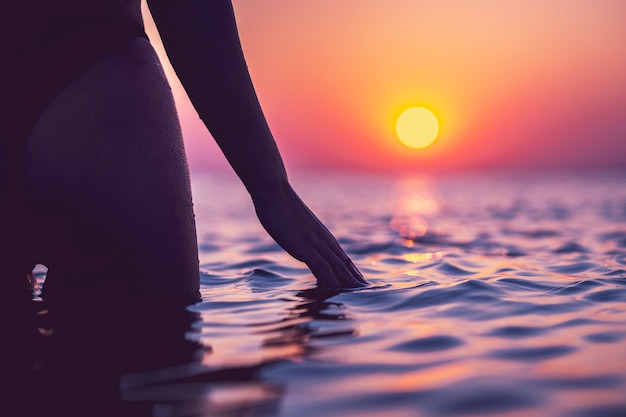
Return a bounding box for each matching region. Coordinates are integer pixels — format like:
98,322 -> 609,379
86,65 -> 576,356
186,171 -> 626,417
389,177 -> 440,243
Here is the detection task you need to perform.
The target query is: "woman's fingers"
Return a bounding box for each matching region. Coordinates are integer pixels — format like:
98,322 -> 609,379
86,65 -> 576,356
310,245 -> 367,288
343,258 -> 368,285
306,252 -> 343,289
253,184 -> 367,289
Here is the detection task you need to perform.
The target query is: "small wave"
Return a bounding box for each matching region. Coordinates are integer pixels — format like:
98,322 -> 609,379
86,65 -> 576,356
583,331 -> 626,344
523,375 -> 624,389
240,268 -> 298,292
507,301 -> 587,316
437,262 -> 475,276
553,242 -> 589,254
345,281 -> 436,312
244,268 -> 284,279
550,317 -> 602,329
349,242 -> 396,255
608,251 -> 626,264
501,245 -> 527,257
391,279 -> 503,312
603,269 -> 626,277
484,325 -> 547,339
191,298 -> 276,312
198,242 -> 221,253
388,335 -> 464,353
379,256 -> 415,265
489,204 -> 524,221
244,242 -> 284,254
548,204 -> 570,220
199,271 -> 244,286
488,345 -> 577,362
229,258 -> 276,269
598,230 -> 626,246
497,277 -> 555,292
456,278 -> 503,293
549,262 -> 595,274
584,288 -> 626,303
431,384 -> 542,416
508,228 -> 561,239
603,277 -> 626,286
550,279 -> 603,295
568,403 -> 626,417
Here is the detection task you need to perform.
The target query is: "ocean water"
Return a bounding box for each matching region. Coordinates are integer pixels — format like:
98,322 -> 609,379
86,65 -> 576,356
188,169 -> 626,417
13,169 -> 626,416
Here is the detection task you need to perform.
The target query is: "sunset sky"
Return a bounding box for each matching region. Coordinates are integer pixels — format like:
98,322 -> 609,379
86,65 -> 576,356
144,1 -> 626,173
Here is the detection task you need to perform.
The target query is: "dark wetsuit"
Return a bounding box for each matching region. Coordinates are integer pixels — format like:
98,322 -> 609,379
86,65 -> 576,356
1,1 -> 147,297
1,1 -> 146,145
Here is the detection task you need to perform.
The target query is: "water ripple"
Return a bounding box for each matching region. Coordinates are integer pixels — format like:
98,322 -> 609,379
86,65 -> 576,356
584,288 -> 626,303
484,325 -> 548,339
431,385 -> 542,416
550,279 -> 603,295
391,279 -> 504,312
583,331 -> 626,344
549,262 -> 595,274
488,345 -> 577,362
186,171 -> 626,417
553,241 -> 589,253
436,262 -> 475,276
523,375 -> 624,389
388,335 -> 464,353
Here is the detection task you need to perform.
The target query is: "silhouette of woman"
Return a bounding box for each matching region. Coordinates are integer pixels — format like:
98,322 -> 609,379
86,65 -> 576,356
1,0 -> 366,307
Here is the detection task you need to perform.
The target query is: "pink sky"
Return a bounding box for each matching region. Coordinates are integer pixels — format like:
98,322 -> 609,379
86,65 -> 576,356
144,1 -> 626,173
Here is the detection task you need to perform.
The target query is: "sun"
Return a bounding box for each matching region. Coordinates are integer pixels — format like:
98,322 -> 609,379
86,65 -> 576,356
395,107 -> 439,149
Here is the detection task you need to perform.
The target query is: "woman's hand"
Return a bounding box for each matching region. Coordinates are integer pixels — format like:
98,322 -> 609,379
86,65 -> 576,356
252,184 -> 367,289
149,0 -> 365,288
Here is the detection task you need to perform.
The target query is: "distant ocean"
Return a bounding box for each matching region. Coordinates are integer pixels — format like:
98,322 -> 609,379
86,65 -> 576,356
186,168 -> 626,417
24,168 -> 626,416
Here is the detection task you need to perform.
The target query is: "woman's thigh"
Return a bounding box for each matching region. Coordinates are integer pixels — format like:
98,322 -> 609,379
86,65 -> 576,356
0,140 -> 32,300
24,38 -> 199,302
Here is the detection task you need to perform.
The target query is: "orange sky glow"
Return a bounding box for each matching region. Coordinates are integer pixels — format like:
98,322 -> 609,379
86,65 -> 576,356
144,1 -> 626,173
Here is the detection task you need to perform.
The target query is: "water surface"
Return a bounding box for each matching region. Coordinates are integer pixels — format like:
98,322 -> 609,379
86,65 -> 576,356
20,169 -> 626,416
187,169 -> 626,417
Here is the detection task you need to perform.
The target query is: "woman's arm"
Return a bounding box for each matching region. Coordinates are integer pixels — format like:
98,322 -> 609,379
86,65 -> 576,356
147,0 -> 366,288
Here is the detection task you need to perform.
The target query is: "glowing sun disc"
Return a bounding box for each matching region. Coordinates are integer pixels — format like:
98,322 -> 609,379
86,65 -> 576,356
395,107 -> 439,149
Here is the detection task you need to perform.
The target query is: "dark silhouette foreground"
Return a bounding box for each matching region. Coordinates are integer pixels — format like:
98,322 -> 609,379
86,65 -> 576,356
1,0 -> 366,309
